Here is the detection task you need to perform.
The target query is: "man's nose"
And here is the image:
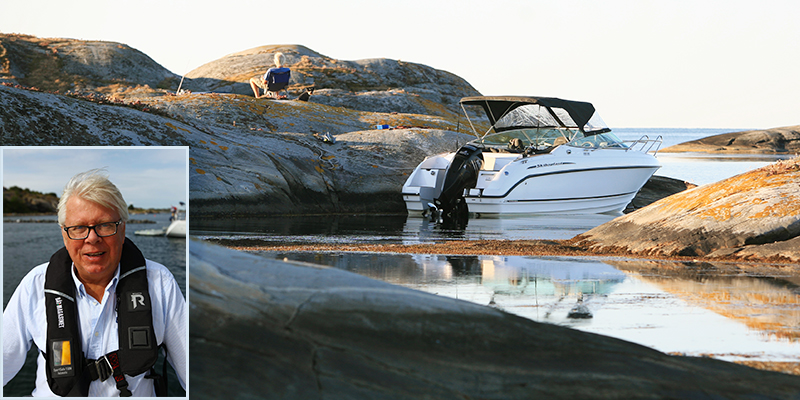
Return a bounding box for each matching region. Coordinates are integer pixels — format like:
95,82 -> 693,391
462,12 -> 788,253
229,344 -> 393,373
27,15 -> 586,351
84,227 -> 102,242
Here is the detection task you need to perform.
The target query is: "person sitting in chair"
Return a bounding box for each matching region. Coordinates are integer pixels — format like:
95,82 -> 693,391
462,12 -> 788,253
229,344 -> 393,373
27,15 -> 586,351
250,52 -> 291,99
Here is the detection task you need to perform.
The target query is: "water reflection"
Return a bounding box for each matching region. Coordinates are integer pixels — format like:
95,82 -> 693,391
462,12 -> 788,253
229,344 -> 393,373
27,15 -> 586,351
194,213 -> 617,245
259,251 -> 800,362
609,260 -> 800,342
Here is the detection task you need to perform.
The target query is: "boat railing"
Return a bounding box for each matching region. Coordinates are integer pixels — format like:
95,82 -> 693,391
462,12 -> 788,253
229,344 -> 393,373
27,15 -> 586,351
623,135 -> 663,155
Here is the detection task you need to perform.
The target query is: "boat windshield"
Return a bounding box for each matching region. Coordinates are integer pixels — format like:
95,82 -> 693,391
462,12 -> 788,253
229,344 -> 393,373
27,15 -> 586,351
475,127 -> 629,150
476,128 -> 576,148
568,131 -> 628,149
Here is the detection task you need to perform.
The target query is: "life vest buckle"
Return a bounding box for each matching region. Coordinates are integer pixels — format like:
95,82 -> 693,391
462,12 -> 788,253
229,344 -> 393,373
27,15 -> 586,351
94,355 -> 114,382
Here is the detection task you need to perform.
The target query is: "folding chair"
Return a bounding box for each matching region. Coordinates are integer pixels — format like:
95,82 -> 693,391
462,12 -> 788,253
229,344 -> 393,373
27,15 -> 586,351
264,67 -> 291,99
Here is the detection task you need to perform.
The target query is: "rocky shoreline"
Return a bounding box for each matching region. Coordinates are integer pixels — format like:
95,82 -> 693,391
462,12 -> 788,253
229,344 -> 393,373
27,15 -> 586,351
661,125 -> 800,153
215,237 -> 800,269
576,156 -> 800,263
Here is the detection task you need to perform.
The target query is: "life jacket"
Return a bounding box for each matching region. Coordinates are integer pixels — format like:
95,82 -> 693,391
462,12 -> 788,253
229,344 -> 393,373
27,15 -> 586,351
43,238 -> 159,397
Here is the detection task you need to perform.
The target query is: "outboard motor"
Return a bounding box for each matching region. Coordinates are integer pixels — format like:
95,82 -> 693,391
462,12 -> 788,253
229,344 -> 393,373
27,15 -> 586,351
429,144 -> 483,223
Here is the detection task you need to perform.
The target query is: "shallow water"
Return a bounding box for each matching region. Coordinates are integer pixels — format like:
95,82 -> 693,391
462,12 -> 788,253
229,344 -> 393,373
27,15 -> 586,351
256,251 -> 800,363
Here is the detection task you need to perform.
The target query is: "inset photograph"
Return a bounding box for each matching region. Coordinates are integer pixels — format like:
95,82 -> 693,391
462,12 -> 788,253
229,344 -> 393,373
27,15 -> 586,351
2,147 -> 188,397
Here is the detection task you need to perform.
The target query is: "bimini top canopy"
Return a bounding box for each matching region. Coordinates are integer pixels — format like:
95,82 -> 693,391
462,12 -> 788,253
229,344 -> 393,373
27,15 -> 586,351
460,96 -> 608,134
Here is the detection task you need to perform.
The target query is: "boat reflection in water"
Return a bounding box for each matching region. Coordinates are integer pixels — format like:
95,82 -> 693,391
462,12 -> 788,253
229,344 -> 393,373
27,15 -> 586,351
266,251 -> 800,363
396,255 -> 627,325
404,213 -> 618,243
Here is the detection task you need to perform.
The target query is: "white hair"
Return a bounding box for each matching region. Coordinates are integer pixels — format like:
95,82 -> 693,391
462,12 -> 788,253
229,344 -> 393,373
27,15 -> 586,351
57,168 -> 129,225
274,52 -> 285,67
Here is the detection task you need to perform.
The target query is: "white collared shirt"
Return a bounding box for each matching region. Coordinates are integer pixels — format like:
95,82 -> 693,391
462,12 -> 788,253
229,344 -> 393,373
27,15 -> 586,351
3,259 -> 186,397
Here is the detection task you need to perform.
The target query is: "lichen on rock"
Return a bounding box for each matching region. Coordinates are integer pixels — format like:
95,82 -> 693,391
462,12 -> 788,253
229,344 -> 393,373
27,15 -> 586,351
577,157 -> 800,261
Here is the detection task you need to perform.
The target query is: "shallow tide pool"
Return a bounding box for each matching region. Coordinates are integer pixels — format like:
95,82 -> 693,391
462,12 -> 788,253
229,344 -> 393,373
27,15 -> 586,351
254,251 -> 800,363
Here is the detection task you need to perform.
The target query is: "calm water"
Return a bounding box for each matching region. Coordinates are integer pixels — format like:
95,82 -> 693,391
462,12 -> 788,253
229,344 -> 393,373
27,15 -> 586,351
255,252 -> 800,363
2,212 -> 186,397
193,128 -> 800,366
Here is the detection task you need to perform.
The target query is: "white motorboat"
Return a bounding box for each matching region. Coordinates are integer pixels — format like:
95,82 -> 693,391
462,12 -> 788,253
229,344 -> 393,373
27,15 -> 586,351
133,217 -> 186,238
402,96 -> 662,221
165,219 -> 186,238
134,204 -> 186,238
166,203 -> 187,238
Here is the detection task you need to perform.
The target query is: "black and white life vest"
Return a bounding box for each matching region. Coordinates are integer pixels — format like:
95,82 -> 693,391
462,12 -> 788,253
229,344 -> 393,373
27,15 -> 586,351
43,238 -> 159,397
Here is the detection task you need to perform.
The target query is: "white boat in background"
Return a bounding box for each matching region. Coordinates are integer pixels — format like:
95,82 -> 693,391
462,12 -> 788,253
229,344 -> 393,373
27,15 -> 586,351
165,219 -> 186,238
133,203 -> 186,238
402,96 -> 662,222
166,203 -> 186,238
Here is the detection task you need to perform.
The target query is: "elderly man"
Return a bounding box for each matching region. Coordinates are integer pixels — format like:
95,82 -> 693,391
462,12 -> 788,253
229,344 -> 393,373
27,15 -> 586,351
249,52 -> 291,99
3,169 -> 186,397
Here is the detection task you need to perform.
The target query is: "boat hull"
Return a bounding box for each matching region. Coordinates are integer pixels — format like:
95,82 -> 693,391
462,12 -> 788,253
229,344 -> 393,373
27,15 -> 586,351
403,146 -> 660,215
165,220 -> 186,238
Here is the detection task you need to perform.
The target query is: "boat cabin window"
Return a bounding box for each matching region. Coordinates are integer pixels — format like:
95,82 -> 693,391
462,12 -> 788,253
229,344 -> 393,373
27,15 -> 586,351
567,131 -> 628,149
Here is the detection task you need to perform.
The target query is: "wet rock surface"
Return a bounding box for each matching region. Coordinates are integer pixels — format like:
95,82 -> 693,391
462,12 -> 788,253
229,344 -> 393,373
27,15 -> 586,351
577,157 -> 800,262
191,239 -> 800,399
662,125 -> 800,153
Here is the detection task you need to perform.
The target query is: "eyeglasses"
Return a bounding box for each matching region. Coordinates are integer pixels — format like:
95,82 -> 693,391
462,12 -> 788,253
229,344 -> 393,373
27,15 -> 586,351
63,220 -> 122,240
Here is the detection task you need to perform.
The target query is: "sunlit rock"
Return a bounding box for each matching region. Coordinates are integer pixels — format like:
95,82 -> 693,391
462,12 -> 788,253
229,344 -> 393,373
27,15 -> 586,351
577,157 -> 800,261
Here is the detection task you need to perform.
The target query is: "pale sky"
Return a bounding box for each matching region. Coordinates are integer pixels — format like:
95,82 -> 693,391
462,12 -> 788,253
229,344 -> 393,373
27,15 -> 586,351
1,0 -> 798,129
2,147 -> 188,209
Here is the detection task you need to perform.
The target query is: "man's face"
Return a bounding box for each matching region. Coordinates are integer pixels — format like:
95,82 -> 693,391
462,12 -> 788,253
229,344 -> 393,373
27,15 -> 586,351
61,196 -> 126,284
